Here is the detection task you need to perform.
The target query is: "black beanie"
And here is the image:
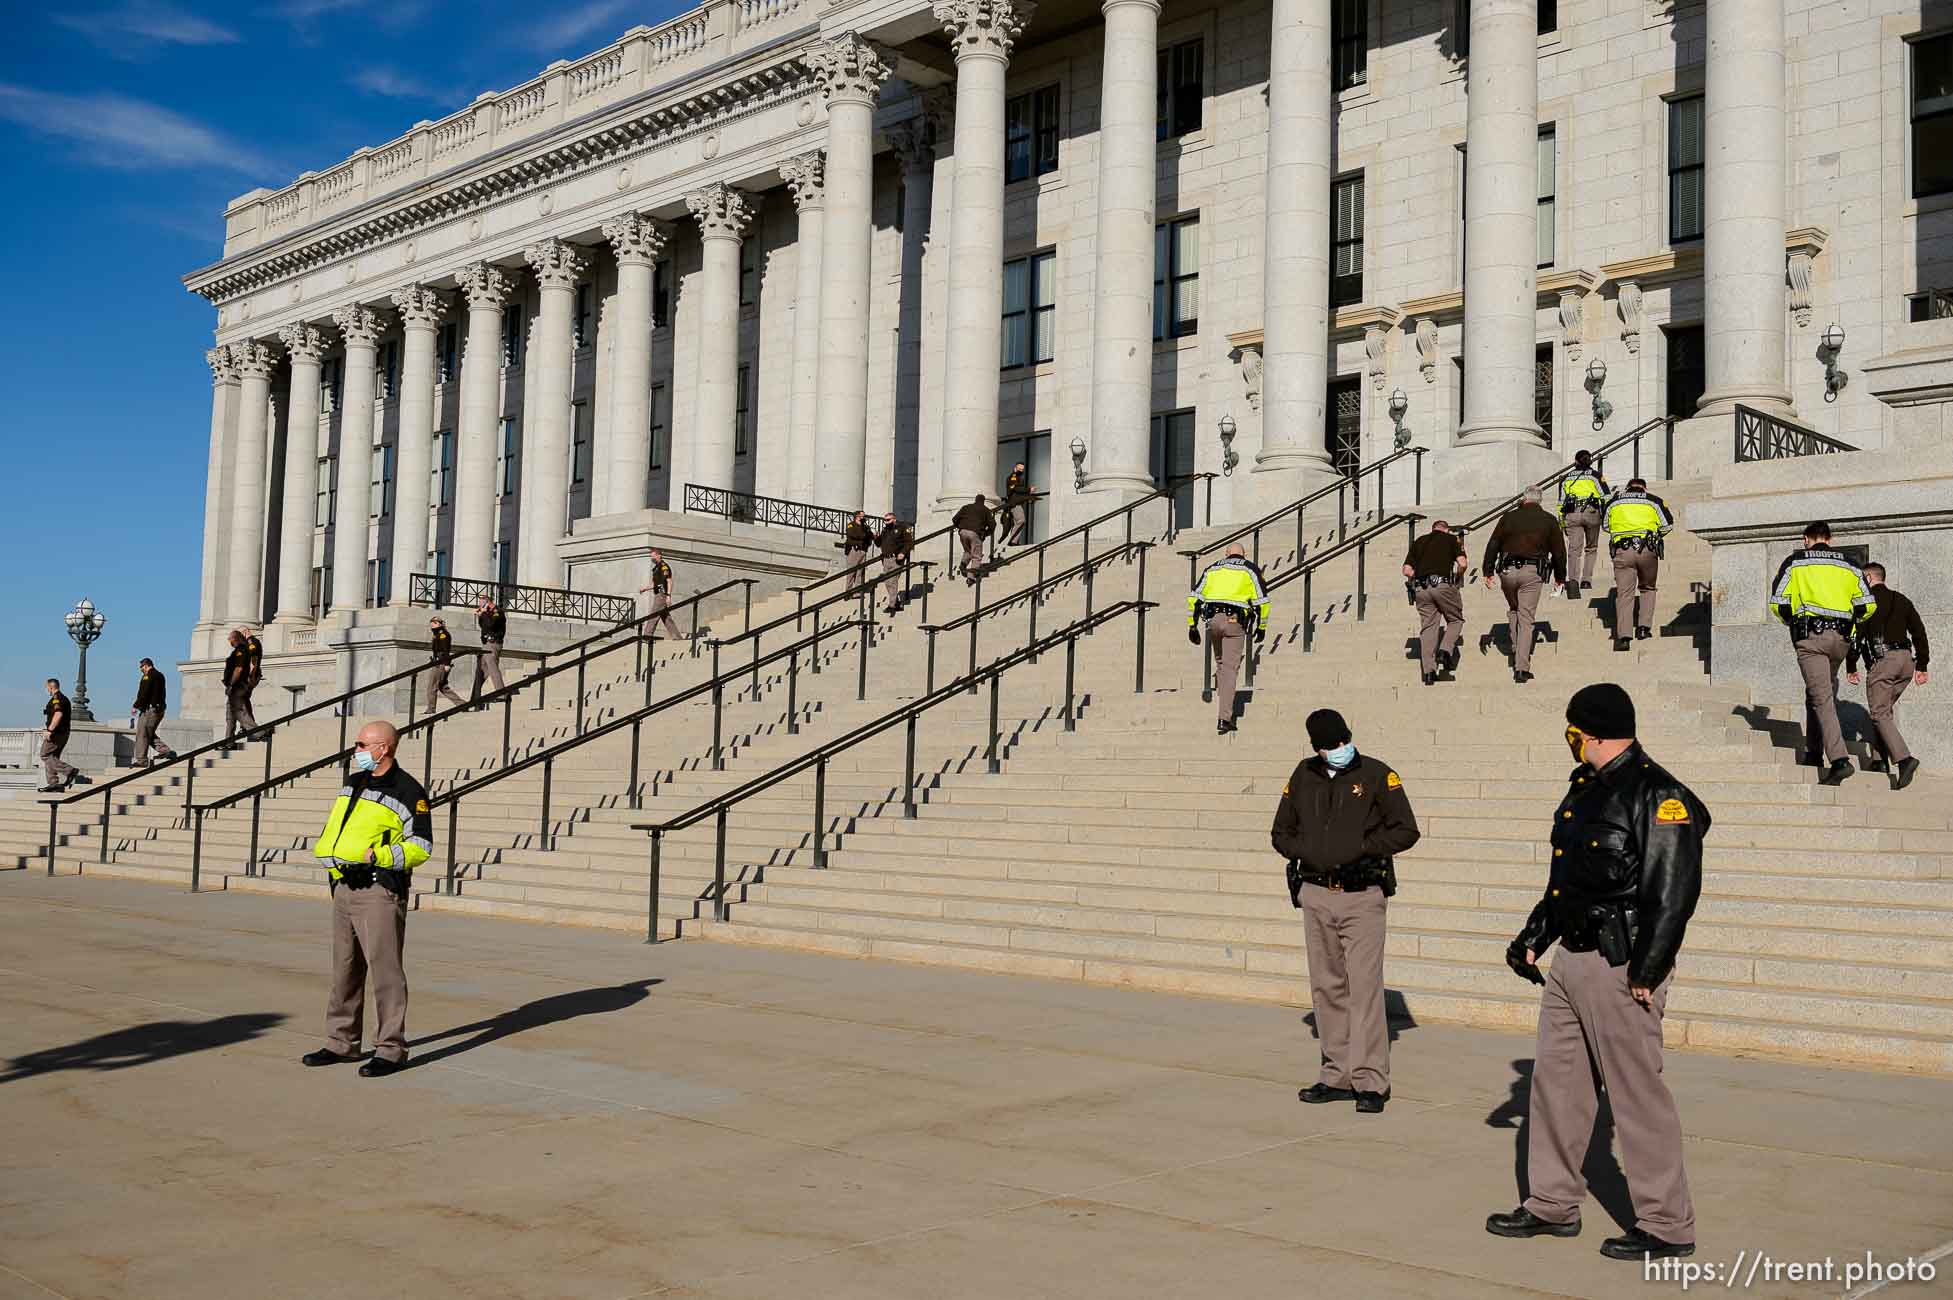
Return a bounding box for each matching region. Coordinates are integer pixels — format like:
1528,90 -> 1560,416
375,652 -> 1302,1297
1566,683 -> 1635,740
1305,708 -> 1352,750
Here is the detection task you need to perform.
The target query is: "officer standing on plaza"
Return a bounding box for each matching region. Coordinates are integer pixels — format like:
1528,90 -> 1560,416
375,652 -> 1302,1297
1190,543 -> 1270,735
424,616 -> 465,712
1402,518 -> 1467,685
472,595 -> 506,703
301,719 -> 432,1077
1558,451 -> 1610,599
1488,683 -> 1705,1262
1272,708 -> 1419,1114
37,678 -> 84,793
952,494 -> 995,583
1846,561 -> 1930,790
1603,477 -> 1676,652
842,510 -> 876,575
1480,487 -> 1567,684
877,511 -> 914,615
1770,521 -> 1877,786
998,462 -> 1034,550
639,549 -> 683,641
130,657 -> 175,767
221,628 -> 255,748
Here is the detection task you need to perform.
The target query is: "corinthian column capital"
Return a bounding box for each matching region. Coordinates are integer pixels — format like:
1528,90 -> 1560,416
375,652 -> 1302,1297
603,212 -> 670,267
807,32 -> 892,105
277,322 -> 334,363
331,303 -> 390,349
933,0 -> 1033,60
523,237 -> 589,290
229,338 -> 281,380
779,151 -> 828,212
458,262 -> 516,310
391,283 -> 450,330
206,345 -> 240,385
686,182 -> 756,242
885,120 -> 935,175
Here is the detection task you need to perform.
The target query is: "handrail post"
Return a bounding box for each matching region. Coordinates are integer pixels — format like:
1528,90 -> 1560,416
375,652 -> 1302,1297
628,719 -> 643,810
1084,557 -> 1096,629
1664,417 -> 1673,478
575,652 -> 587,735
967,617 -> 979,694
795,587 -> 805,632
184,754 -> 196,824
1377,461 -> 1386,518
713,808 -> 728,921
1205,474 -> 1214,527
98,788 -> 110,866
787,648 -> 800,735
1036,548 -> 1046,605
191,808 -> 203,891
690,601 -> 701,659
1357,538 -> 1369,621
750,637 -> 761,702
502,694 -> 513,767
857,615 -> 870,703
1124,510 -> 1133,549
986,673 -> 1001,773
812,755 -> 828,868
1063,634 -> 1077,732
1293,505 -> 1303,571
811,607 -> 822,676
248,792 -> 262,879
1028,574 -> 1039,656
903,713 -> 918,819
45,801 -> 57,876
919,561 -> 930,624
1338,486 -> 1347,543
743,580 -> 753,634
925,628 -> 938,694
711,643 -> 725,772
445,799 -> 460,896
644,635 -> 656,708
1303,569 -> 1315,651
1415,448 -> 1426,503
535,654 -> 548,712
339,708 -> 349,752
645,829 -> 663,943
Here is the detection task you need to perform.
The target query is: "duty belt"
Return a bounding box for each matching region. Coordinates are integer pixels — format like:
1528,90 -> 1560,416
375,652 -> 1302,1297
1792,615 -> 1854,639
1860,638 -> 1911,663
1411,575 -> 1457,589
1498,556 -> 1549,574
1610,535 -> 1660,553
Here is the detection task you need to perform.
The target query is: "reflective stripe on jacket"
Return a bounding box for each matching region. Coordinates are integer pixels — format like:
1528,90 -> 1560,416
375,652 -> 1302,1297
1770,547 -> 1876,625
1189,558 -> 1270,630
1603,492 -> 1673,541
1561,473 -> 1607,509
311,766 -> 434,877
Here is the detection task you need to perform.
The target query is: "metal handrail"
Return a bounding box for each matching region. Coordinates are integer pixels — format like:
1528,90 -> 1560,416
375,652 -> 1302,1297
921,542 -> 1151,694
629,598 -> 1156,940
410,573 -> 635,624
683,483 -> 854,539
1457,417 -> 1674,537
719,558 -> 935,694
1732,405 -> 1858,462
1179,447 -> 1428,589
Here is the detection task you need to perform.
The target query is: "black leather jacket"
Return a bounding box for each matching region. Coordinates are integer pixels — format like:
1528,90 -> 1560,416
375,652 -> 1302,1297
1512,743 -> 1708,988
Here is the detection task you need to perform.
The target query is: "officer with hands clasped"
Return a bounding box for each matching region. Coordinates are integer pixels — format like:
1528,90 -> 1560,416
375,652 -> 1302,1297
1272,709 -> 1419,1114
1487,682 -> 1706,1263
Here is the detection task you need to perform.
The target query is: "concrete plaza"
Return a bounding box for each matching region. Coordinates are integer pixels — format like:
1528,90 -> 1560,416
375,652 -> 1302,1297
1,873 -> 1948,1300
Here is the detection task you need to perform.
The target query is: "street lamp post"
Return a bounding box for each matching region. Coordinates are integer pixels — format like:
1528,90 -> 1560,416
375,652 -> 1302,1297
63,598 -> 108,723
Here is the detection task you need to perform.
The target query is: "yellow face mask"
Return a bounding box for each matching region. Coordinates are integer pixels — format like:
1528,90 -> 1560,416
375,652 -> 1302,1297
1565,725 -> 1589,765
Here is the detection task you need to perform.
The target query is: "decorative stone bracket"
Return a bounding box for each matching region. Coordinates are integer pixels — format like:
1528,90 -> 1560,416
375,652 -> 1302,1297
1415,318 -> 1439,384
1225,329 -> 1263,411
1785,226 -> 1829,329
1616,282 -> 1645,355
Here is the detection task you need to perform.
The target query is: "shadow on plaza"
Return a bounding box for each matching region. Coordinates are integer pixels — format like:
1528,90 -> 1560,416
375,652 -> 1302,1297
0,1012 -> 288,1084
1486,1058 -> 1635,1231
407,978 -> 663,1069
1302,989 -> 1419,1045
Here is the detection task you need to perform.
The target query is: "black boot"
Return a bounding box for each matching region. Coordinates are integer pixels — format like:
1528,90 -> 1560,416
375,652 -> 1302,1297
1486,1207 -> 1580,1239
1819,757 -> 1854,786
1354,1089 -> 1389,1114
1599,1227 -> 1694,1261
1614,637 -> 1632,652
1298,1083 -> 1355,1104
1422,671 -> 1436,686
1635,626 -> 1652,640
1894,756 -> 1921,791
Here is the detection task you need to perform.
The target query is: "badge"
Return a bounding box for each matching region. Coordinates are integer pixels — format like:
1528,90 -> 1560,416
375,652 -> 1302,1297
1654,798 -> 1690,825
415,799 -> 430,813
1386,771 -> 1403,789
1349,784 -> 1364,797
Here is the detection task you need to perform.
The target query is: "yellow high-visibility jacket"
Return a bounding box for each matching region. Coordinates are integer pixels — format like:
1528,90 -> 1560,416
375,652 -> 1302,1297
312,765 -> 434,878
1560,472 -> 1609,512
1771,547 -> 1876,626
1603,491 -> 1675,541
1190,557 -> 1271,632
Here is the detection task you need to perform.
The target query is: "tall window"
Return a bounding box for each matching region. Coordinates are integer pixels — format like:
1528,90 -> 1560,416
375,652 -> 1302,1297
1331,173 -> 1364,308
1537,124 -> 1557,268
432,430 -> 453,509
571,400 -> 590,483
1535,343 -> 1554,450
649,383 -> 669,470
1668,96 -> 1705,244
366,556 -> 391,606
432,549 -> 451,580
1148,409 -> 1198,528
312,566 -> 328,618
1914,34 -> 1953,198
492,541 -> 513,586
498,418 -> 519,496
502,302 -> 526,366
1539,0 -> 1557,33
315,456 -> 335,527
1326,376 -> 1362,478
320,357 -> 343,414
1157,38 -> 1203,140
1153,216 -> 1200,340
1332,0 -> 1366,90
1005,84 -> 1061,182
377,339 -> 399,399
437,322 -> 459,382
1664,325 -> 1706,420
653,258 -> 673,326
739,237 -> 759,306
370,442 -> 395,518
1001,250 -> 1057,368
573,283 -> 595,348
735,367 -> 752,457
1455,0 -> 1558,53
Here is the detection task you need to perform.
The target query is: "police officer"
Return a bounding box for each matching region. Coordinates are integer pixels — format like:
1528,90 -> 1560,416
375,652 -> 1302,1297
472,596 -> 507,703
130,657 -> 175,767
1480,487 -> 1567,684
244,625 -> 265,702
1402,519 -> 1467,686
1559,451 -> 1610,599
301,719 -> 432,1078
998,463 -> 1034,549
221,628 -> 255,748
38,678 -> 84,793
1273,709 -> 1420,1114
877,512 -> 914,615
1770,521 -> 1877,786
1846,562 -> 1930,790
842,511 -> 876,576
1488,683 -> 1705,1263
1190,543 -> 1270,735
951,494 -> 995,583
639,549 -> 682,641
1603,477 -> 1676,653
424,616 -> 465,712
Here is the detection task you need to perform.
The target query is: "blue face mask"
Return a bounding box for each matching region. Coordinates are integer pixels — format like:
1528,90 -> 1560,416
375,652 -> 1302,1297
351,749 -> 378,774
1322,742 -> 1357,770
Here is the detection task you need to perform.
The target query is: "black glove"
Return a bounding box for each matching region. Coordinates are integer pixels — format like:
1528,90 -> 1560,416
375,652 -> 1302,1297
1188,626 -> 1201,646
1505,940 -> 1545,985
1254,625 -> 1267,644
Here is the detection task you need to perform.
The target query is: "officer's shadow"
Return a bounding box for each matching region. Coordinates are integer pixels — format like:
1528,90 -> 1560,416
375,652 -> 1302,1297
1486,1058 -> 1636,1231
1302,990 -> 1419,1044
1477,621 -> 1560,665
407,978 -> 662,1069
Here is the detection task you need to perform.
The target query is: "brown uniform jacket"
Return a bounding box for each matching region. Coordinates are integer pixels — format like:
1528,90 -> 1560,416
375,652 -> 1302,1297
1404,530 -> 1464,580
878,523 -> 913,559
1848,584 -> 1930,673
1270,753 -> 1420,896
1481,503 -> 1568,584
952,502 -> 994,534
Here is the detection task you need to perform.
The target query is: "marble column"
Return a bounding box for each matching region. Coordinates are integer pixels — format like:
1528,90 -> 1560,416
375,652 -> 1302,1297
389,285 -> 447,591
1253,0 -> 1339,495
780,151 -> 827,504
1697,0 -> 1791,417
600,214 -> 668,516
197,347 -> 239,640
808,33 -> 891,510
329,305 -> 386,613
227,338 -> 280,625
685,183 -> 756,499
888,120 -> 937,521
518,238 -> 587,589
273,322 -> 331,625
453,263 -> 513,582
1455,0 -> 1543,449
934,0 -> 1030,512
1085,0 -> 1163,500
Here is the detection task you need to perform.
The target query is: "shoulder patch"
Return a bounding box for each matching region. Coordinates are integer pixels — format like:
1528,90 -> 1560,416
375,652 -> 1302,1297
415,799 -> 430,814
1386,771 -> 1402,789
1281,782 -> 1289,797
1654,798 -> 1690,825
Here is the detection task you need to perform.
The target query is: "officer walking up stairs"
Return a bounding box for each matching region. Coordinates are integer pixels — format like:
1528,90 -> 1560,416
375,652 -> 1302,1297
1480,487 -> 1567,685
1770,520 -> 1877,786
1189,543 -> 1270,735
1846,561 -> 1930,791
1558,450 -> 1609,599
1402,519 -> 1468,686
129,657 -> 175,767
876,512 -> 914,616
1603,477 -> 1676,653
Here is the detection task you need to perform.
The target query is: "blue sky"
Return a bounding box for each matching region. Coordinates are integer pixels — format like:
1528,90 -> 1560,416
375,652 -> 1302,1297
0,0 -> 687,724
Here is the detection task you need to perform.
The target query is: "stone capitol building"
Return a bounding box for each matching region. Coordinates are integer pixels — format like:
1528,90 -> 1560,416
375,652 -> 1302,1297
178,0 -> 1953,724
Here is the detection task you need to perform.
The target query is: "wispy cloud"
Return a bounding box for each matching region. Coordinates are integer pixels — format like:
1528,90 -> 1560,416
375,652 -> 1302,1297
517,0 -> 635,54
349,65 -> 464,105
53,2 -> 241,58
273,0 -> 431,34
0,84 -> 280,177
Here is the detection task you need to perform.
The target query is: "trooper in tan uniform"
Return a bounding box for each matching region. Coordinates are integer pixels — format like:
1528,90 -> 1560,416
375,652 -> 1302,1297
1402,520 -> 1468,685
1189,544 -> 1270,735
129,658 -> 176,767
876,513 -> 914,615
1557,450 -> 1609,598
472,596 -> 507,703
639,550 -> 682,641
1488,683 -> 1706,1262
424,617 -> 465,712
1273,709 -> 1420,1113
1480,487 -> 1567,684
1770,521 -> 1877,786
1603,478 -> 1676,652
1846,563 -> 1931,790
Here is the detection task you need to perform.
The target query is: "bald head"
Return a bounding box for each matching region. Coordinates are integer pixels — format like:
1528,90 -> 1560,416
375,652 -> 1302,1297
1226,543 -> 1246,560
356,720 -> 400,776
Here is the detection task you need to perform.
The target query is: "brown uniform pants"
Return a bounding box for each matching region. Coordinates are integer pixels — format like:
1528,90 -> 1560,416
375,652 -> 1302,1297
472,641 -> 505,699
1523,948 -> 1694,1245
843,546 -> 869,580
424,663 -> 465,712
999,503 -> 1029,546
1300,882 -> 1390,1094
225,682 -> 257,739
1414,583 -> 1465,674
1206,614 -> 1248,723
1612,545 -> 1660,639
324,878 -> 410,1064
41,734 -> 77,786
1563,508 -> 1603,585
881,555 -> 908,606
132,706 -> 173,762
1864,648 -> 1916,764
1797,630 -> 1850,763
957,529 -> 985,575
1500,568 -> 1545,673
645,592 -> 681,640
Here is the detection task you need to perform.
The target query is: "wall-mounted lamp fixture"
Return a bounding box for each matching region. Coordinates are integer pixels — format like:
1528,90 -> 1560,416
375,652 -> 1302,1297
1069,435 -> 1087,491
1217,412 -> 1238,476
1820,322 -> 1848,402
1387,388 -> 1410,450
1585,356 -> 1613,431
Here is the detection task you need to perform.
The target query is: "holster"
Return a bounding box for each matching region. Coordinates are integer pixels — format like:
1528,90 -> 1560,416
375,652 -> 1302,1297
1553,898 -> 1638,968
